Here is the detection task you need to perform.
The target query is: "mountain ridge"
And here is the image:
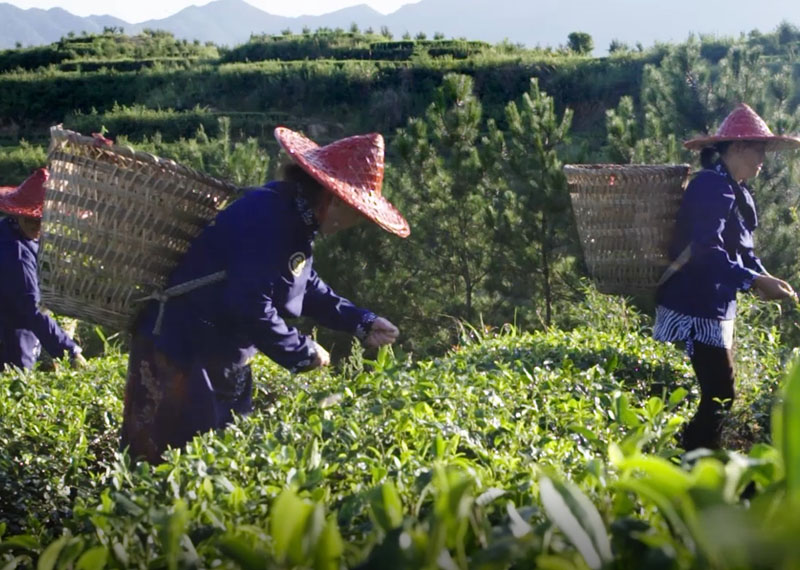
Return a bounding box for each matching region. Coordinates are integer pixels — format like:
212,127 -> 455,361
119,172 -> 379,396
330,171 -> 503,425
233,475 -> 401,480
1,0 -> 799,52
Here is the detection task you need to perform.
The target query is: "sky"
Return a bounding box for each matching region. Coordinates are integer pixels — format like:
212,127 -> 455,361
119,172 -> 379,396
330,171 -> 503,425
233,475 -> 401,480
5,0 -> 419,22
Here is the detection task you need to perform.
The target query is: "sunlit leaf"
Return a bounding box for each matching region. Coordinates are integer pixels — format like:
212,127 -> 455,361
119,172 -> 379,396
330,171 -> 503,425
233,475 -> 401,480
36,536 -> 69,570
75,547 -> 108,570
668,388 -> 689,409
218,535 -> 267,570
370,482 -> 404,531
313,517 -> 344,570
776,358 -> 800,501
270,489 -> 312,563
539,475 -> 612,569
0,535 -> 38,555
161,500 -> 189,570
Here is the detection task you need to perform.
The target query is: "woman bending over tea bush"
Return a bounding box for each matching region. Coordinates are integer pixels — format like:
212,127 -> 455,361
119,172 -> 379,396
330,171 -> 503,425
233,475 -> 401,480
654,104 -> 798,451
0,168 -> 85,370
121,127 -> 409,463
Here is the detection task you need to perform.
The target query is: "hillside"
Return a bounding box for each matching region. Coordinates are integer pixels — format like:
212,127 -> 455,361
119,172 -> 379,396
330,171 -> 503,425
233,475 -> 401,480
0,29 -> 653,150
2,0 -> 800,51
3,27 -> 800,358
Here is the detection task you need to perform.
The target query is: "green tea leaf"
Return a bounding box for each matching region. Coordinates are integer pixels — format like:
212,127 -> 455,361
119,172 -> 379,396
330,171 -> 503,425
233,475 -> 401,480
270,489 -> 312,563
293,503 -> 325,563
218,536 -> 267,570
36,536 -> 69,570
668,387 -> 689,409
312,516 -> 344,570
615,454 -> 692,497
778,358 -> 800,501
370,482 -> 404,531
0,535 -> 38,555
539,475 -> 612,569
161,500 -> 189,570
75,547 -> 108,570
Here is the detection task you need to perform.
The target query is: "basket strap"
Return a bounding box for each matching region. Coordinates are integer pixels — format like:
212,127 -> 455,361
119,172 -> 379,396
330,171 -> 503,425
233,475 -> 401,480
656,245 -> 691,288
136,270 -> 227,335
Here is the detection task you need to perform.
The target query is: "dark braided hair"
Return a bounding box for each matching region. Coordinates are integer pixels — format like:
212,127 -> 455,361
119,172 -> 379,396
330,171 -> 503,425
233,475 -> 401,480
699,141 -> 732,169
280,163 -> 327,208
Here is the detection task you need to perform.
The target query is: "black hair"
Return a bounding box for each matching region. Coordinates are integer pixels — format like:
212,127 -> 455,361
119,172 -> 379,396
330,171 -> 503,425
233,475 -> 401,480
700,141 -> 732,169
280,163 -> 327,207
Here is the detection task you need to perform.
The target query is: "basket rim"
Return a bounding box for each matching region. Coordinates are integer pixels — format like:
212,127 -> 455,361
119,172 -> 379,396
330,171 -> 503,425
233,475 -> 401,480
49,124 -> 240,194
563,163 -> 691,173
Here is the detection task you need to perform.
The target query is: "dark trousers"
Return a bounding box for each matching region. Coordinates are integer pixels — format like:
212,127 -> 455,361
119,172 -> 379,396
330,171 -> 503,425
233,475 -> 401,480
682,341 -> 735,451
120,334 -> 254,463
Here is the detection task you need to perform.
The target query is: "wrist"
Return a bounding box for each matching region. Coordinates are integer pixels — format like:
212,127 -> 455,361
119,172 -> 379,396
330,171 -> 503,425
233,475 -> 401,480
355,312 -> 378,342
289,340 -> 317,373
746,272 -> 764,291
291,354 -> 315,373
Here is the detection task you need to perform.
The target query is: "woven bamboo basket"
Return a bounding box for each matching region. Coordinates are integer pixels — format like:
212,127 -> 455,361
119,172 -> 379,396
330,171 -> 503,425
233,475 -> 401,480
41,126 -> 239,331
564,163 -> 691,297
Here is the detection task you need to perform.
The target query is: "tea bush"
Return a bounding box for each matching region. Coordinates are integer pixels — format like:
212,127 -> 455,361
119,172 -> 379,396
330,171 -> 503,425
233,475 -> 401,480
5,281 -> 798,568
0,347 -> 125,536
7,305 -> 789,568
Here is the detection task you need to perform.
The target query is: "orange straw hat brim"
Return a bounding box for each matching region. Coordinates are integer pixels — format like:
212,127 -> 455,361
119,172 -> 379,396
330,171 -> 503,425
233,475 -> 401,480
684,103 -> 800,151
0,168 -> 49,218
274,127 -> 410,238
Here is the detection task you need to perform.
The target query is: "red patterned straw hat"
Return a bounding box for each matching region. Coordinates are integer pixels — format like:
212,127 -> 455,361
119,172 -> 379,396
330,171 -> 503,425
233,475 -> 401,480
0,168 -> 49,218
684,103 -> 800,151
274,127 -> 410,237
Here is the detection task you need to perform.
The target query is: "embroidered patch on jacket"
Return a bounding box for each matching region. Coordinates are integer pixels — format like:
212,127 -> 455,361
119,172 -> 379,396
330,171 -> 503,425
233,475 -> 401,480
289,252 -> 307,276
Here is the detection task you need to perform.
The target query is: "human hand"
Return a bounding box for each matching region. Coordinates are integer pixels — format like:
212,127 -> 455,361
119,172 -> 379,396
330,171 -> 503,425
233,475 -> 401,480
71,351 -> 88,369
364,317 -> 399,348
754,275 -> 797,301
310,342 -> 331,369
91,132 -> 113,147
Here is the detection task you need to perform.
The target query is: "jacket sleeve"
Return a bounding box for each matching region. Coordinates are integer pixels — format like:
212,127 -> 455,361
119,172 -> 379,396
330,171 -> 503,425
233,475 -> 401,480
685,177 -> 760,291
738,185 -> 767,277
222,231 -> 318,373
302,269 -> 377,341
0,247 -> 78,359
740,247 -> 767,276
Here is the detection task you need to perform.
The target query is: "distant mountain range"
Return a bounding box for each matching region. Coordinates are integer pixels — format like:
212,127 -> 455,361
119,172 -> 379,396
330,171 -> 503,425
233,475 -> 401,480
2,0 -> 800,53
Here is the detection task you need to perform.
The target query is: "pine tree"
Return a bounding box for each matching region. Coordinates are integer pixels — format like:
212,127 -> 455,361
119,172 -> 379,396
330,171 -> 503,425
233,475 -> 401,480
392,73 -> 494,325
486,78 -> 574,326
312,73 -> 499,353
605,95 -> 639,163
605,95 -> 681,164
639,36 -> 715,140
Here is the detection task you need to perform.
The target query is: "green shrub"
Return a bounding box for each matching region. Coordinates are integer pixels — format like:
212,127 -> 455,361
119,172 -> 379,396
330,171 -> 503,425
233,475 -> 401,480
0,140 -> 47,180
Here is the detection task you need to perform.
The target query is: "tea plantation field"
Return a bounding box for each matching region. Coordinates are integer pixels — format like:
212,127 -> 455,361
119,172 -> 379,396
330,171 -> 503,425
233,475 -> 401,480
1,297 -> 799,569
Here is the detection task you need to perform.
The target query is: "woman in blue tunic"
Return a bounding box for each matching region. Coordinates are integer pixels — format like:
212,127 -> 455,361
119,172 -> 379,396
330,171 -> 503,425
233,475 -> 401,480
0,168 -> 85,370
654,104 -> 798,451
121,127 -> 410,462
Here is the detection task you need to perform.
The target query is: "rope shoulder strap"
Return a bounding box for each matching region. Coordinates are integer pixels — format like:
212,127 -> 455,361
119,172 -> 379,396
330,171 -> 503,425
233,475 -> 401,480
656,245 -> 691,288
657,167 -> 750,290
136,270 -> 227,334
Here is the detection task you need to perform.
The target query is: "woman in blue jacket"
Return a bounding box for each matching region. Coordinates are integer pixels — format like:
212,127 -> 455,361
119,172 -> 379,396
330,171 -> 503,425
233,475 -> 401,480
121,127 -> 410,462
0,168 -> 85,370
655,104 -> 798,451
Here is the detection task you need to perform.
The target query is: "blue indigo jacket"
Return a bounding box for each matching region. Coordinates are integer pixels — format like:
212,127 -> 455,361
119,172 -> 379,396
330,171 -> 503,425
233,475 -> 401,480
657,162 -> 765,320
139,182 -> 376,371
0,217 -> 79,369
